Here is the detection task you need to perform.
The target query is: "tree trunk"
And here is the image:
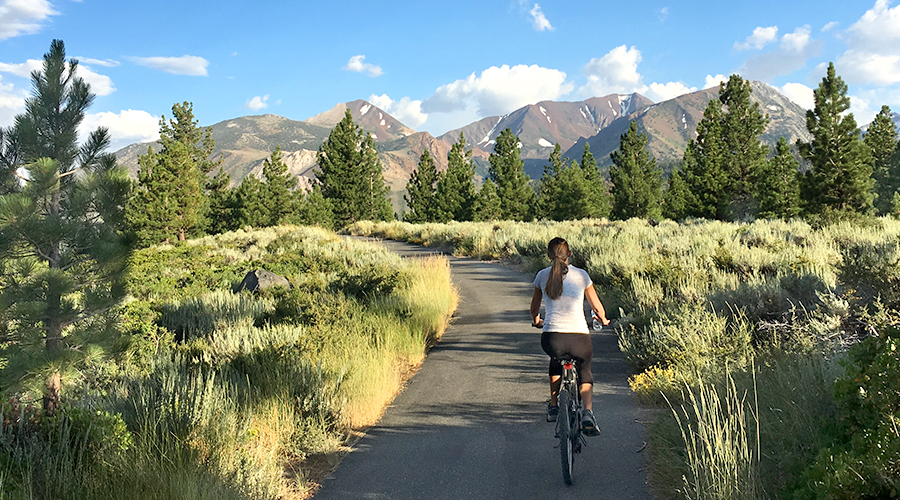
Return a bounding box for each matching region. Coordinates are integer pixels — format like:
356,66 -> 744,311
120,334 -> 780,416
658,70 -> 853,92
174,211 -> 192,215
43,370 -> 61,415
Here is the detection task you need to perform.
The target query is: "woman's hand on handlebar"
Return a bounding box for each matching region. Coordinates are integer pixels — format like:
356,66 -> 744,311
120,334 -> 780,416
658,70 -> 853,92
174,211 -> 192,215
532,317 -> 544,329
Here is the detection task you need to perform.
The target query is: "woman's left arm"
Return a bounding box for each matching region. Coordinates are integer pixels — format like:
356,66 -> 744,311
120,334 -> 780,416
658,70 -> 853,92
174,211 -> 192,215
530,286 -> 544,327
585,285 -> 609,325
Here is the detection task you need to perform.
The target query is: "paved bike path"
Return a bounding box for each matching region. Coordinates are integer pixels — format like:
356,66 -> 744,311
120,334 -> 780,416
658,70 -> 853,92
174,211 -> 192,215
314,239 -> 652,500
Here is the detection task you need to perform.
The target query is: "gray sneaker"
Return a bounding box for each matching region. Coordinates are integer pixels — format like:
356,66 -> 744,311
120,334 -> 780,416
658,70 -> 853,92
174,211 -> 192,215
546,404 -> 559,422
582,409 -> 600,436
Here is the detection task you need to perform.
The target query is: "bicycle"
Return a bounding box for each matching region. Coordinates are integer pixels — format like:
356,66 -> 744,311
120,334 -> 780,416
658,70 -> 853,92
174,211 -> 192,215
555,356 -> 585,485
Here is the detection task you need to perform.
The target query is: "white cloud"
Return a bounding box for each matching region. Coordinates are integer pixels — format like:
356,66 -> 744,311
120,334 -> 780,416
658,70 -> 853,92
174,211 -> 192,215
822,21 -> 839,32
579,45 -> 644,97
0,59 -> 115,96
849,94 -> 877,126
76,57 -> 120,68
837,50 -> 900,85
779,82 -> 815,110
343,55 -> 383,77
245,95 -> 269,111
738,25 -> 823,82
368,94 -> 427,128
530,4 -> 553,31
658,7 -> 669,22
423,64 -> 573,117
832,0 -> 900,86
79,109 -> 161,152
844,0 -> 900,52
0,75 -> 26,127
704,74 -> 728,89
129,55 -> 209,76
646,81 -> 696,102
734,26 -> 778,51
0,0 -> 57,40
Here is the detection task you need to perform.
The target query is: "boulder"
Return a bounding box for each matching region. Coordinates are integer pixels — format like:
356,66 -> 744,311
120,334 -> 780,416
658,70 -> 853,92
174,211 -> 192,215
238,269 -> 291,293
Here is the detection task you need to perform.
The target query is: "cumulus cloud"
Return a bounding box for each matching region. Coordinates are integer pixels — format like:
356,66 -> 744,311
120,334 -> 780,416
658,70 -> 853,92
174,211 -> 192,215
779,82 -> 815,109
0,59 -> 115,96
79,109 -> 161,152
76,57 -> 120,68
0,0 -> 57,40
704,74 -> 728,89
738,25 -> 824,82
646,81 -> 696,102
129,55 -> 209,76
343,55 -> 383,77
734,26 -> 778,51
822,21 -> 839,32
423,64 -> 573,117
369,94 -> 427,128
834,0 -> 900,86
245,95 -> 269,111
530,4 -> 553,31
0,75 -> 26,127
579,45 -> 644,97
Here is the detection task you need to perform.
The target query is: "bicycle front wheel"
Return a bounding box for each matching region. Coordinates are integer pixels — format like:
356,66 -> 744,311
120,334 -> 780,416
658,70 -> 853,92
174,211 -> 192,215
557,390 -> 574,485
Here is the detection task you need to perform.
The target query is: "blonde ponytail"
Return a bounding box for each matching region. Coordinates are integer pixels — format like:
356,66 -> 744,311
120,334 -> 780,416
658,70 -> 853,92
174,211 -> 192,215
545,237 -> 569,300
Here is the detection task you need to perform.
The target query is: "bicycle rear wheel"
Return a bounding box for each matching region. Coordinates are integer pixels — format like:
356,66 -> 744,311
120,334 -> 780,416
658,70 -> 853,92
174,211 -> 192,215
557,390 -> 574,485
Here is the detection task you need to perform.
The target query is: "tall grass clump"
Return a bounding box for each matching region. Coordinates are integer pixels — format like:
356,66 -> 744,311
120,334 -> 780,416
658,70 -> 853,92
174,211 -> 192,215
0,225 -> 457,498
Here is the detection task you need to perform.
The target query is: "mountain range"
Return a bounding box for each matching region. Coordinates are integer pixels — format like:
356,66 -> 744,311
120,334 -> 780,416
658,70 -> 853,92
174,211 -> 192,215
115,82 -> 815,201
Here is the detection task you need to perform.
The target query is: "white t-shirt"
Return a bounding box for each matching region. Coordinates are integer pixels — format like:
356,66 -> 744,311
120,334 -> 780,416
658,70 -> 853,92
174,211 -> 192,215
533,265 -> 592,334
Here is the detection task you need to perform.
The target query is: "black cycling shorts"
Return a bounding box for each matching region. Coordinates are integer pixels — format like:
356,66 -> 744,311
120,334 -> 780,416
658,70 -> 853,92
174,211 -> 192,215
540,331 -> 593,384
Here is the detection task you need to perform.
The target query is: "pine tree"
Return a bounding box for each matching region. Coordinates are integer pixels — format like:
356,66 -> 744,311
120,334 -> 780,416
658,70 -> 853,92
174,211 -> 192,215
663,169 -> 691,220
489,128 -> 536,221
678,100 -> 729,219
317,109 -> 392,227
435,133 -> 476,222
295,183 -> 334,227
537,143 -> 566,219
261,146 -> 297,226
205,168 -> 236,234
799,62 -> 874,216
0,40 -> 130,410
434,133 -> 477,222
127,102 -> 219,244
404,149 -> 439,222
579,144 -> 612,219
609,120 -> 663,220
755,138 -> 801,219
719,75 -> 769,217
472,179 -> 501,221
865,105 -> 899,215
233,175 -> 268,227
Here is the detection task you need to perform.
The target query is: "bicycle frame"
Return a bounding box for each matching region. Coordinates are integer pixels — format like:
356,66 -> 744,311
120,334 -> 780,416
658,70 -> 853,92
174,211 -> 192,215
556,357 -> 584,485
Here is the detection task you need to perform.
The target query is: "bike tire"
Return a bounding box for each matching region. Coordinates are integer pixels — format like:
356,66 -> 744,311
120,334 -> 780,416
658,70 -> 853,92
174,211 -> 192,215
557,389 -> 575,485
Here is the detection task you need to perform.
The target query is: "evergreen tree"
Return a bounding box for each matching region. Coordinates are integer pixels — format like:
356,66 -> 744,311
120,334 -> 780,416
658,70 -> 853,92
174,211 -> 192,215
579,144 -> 612,219
434,133 -> 477,222
261,146 -> 297,226
755,138 -> 801,219
472,179 -> 501,221
865,105 -> 899,215
663,169 -> 692,220
295,183 -> 334,227
537,143 -> 566,219
127,102 -> 219,244
719,75 -> 769,216
609,120 -> 663,220
404,149 -> 439,222
205,168 -> 236,234
678,100 -> 729,219
0,40 -> 130,410
489,128 -> 536,220
317,109 -> 392,227
233,175 -> 268,227
799,62 -> 874,215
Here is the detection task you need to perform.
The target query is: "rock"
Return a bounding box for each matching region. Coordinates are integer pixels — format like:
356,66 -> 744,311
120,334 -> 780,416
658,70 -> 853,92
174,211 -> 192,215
238,269 -> 291,293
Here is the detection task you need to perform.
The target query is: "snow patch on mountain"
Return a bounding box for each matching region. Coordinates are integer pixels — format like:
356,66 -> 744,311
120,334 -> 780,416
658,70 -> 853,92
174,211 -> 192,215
360,104 -> 372,116
380,119 -> 386,126
540,106 -> 547,116
619,94 -> 634,116
538,138 -> 553,147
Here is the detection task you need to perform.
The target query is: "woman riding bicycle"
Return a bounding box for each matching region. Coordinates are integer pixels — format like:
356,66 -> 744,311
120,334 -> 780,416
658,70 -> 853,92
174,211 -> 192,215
530,237 -> 609,436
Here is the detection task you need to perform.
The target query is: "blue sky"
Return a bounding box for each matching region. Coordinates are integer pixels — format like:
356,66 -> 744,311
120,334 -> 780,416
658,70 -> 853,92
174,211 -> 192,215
0,0 -> 898,151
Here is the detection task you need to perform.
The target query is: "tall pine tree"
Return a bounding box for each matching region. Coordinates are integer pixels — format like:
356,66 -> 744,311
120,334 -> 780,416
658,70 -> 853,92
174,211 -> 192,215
472,179 -> 501,221
537,143 -> 566,219
317,109 -> 392,227
127,102 -> 219,244
676,100 -> 729,219
489,128 -> 536,221
579,144 -> 612,219
434,133 -> 477,222
609,120 -> 663,220
799,63 -> 874,216
865,105 -> 899,215
404,149 -> 439,222
261,146 -> 298,226
719,75 -> 769,217
755,138 -> 801,219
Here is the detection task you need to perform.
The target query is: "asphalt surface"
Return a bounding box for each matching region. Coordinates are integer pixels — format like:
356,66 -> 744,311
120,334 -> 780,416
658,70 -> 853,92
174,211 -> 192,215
314,239 -> 652,500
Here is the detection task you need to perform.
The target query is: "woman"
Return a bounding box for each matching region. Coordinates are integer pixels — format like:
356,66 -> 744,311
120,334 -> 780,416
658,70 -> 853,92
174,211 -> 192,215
530,237 -> 609,435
